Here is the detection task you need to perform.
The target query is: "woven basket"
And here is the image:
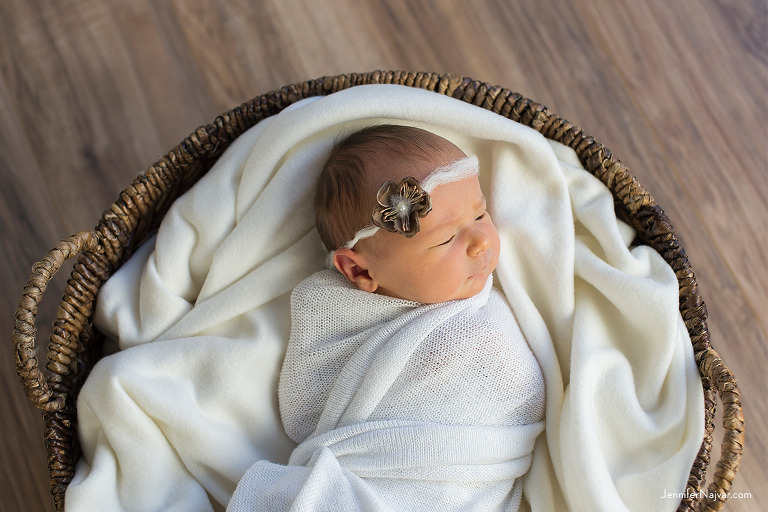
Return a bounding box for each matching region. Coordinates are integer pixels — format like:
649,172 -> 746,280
13,71 -> 743,511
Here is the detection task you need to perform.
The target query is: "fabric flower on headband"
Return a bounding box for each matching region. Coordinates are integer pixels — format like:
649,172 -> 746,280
371,177 -> 432,237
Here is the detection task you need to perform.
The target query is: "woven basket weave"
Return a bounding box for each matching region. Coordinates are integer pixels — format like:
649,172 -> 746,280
13,71 -> 743,511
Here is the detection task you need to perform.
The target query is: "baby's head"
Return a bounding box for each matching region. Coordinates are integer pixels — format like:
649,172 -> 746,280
315,125 -> 500,304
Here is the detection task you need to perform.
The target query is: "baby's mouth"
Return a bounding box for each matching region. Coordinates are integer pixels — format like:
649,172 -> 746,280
469,257 -> 490,279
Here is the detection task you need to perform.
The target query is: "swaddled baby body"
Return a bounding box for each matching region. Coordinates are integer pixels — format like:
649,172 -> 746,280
227,125 -> 545,511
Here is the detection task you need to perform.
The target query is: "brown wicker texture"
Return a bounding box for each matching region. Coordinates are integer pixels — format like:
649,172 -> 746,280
12,71 -> 743,511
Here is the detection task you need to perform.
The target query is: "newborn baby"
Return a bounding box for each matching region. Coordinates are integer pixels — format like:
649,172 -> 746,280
228,125 -> 545,512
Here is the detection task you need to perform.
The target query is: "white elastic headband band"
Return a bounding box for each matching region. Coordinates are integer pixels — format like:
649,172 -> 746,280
340,155 -> 479,250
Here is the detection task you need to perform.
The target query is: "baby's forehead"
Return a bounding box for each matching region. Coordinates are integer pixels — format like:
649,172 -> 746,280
417,177 -> 486,235
429,175 -> 485,212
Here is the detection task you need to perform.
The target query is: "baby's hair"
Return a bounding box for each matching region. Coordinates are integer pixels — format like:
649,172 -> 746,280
315,125 -> 458,251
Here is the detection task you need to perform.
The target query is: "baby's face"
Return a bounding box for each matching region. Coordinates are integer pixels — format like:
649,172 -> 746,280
361,173 -> 500,304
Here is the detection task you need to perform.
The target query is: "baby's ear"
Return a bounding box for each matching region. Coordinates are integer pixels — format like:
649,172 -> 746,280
333,249 -> 378,293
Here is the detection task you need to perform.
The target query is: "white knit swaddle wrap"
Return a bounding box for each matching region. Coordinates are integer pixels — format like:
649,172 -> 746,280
227,270 -> 545,511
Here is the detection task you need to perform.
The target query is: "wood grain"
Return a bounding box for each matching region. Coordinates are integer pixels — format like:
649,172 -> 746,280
1,0 -> 764,510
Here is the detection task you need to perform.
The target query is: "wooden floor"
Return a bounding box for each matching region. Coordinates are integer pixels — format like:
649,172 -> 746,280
1,0 -> 765,510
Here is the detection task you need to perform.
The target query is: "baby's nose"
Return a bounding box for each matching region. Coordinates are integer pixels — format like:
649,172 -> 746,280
468,228 -> 490,256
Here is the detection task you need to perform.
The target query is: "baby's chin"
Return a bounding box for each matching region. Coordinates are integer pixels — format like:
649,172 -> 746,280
465,272 -> 492,295
442,270 -> 494,302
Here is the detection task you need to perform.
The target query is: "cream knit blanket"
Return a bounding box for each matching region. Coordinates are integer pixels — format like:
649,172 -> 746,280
65,84 -> 704,512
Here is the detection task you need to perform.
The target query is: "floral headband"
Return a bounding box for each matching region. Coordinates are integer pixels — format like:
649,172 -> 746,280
340,155 -> 479,249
